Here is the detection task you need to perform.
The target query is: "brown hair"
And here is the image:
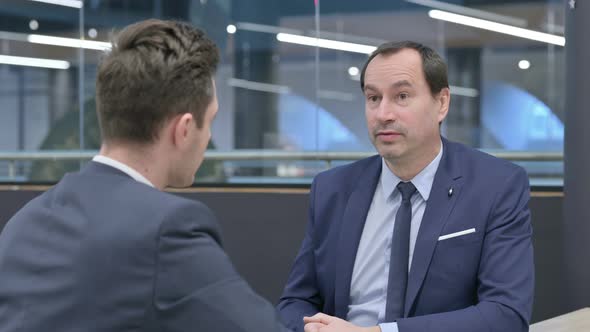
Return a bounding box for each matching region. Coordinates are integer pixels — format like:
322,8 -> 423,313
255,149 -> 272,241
360,41 -> 448,96
96,19 -> 219,144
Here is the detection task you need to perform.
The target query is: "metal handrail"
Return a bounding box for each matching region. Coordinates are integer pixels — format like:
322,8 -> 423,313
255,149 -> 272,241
0,150 -> 563,182
0,150 -> 564,162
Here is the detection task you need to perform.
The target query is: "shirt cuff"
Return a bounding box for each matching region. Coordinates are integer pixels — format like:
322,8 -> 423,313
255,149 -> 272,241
378,322 -> 399,332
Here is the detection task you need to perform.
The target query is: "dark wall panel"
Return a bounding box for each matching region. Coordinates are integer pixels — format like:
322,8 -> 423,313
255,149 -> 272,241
189,191 -> 309,304
529,195 -> 565,323
564,0 -> 590,312
0,190 -> 42,224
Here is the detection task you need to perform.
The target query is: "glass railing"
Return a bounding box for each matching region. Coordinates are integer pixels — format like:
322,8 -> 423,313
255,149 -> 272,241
0,0 -> 565,186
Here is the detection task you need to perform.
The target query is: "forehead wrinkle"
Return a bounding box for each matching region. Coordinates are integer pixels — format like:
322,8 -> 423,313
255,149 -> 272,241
391,80 -> 413,89
364,52 -> 427,92
365,65 -> 417,87
365,49 -> 425,87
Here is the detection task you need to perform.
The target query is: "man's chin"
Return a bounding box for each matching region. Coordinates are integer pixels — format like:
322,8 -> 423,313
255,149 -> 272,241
376,147 -> 403,160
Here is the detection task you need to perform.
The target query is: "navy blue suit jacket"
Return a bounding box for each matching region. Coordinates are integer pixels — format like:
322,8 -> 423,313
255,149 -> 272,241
0,162 -> 288,332
278,138 -> 534,332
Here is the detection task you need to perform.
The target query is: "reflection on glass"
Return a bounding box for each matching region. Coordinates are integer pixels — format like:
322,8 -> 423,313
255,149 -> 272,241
0,0 -> 565,185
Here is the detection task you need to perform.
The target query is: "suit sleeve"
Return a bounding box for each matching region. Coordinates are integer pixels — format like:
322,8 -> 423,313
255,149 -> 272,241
152,201 -> 290,332
397,167 -> 534,332
277,178 -> 324,332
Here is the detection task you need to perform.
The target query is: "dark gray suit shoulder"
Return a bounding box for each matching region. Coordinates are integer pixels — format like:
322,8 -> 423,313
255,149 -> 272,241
313,155 -> 381,191
445,139 -> 528,184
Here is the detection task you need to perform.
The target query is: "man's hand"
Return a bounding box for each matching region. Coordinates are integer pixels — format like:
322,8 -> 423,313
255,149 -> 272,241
303,313 -> 381,332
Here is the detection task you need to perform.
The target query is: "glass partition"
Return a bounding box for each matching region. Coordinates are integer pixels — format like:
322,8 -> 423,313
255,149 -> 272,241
0,0 -> 565,186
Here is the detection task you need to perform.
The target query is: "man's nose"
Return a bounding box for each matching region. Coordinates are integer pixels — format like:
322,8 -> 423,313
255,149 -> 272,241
376,99 -> 397,122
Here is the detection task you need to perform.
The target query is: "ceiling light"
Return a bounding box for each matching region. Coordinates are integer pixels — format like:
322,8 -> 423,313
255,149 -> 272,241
405,0 -> 526,27
88,28 -> 98,39
0,54 -> 70,69
226,24 -> 237,34
28,34 -> 111,51
348,66 -> 359,76
28,0 -> 83,8
428,10 -> 565,47
276,33 -> 376,54
518,60 -> 531,70
227,78 -> 291,94
449,85 -> 479,98
29,20 -> 39,31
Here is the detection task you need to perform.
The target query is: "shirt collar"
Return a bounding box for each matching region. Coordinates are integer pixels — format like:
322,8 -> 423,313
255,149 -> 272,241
92,155 -> 155,188
380,142 -> 444,202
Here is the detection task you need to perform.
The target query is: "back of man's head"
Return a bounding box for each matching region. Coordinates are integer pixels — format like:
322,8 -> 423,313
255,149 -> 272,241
96,19 -> 219,145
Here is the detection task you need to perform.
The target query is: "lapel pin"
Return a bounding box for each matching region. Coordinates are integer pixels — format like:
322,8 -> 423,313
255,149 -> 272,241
448,187 -> 453,197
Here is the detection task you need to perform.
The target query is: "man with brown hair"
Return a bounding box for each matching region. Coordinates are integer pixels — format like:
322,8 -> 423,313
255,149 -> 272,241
278,41 -> 533,332
0,19 -> 288,332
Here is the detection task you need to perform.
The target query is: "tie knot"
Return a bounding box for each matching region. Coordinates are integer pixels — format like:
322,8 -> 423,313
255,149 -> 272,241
397,181 -> 416,202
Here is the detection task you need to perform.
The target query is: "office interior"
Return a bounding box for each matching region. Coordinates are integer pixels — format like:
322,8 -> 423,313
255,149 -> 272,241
0,0 -> 588,327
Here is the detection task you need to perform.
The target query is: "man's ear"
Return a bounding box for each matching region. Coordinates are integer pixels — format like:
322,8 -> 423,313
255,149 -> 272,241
436,87 -> 451,123
171,113 -> 195,148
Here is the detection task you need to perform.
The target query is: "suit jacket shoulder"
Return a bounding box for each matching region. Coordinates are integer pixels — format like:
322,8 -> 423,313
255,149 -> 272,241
444,139 -> 528,189
0,162 -> 289,332
313,155 -> 381,192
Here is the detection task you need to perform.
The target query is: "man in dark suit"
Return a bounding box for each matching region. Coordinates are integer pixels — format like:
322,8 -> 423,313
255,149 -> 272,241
0,19 -> 288,332
278,41 -> 534,332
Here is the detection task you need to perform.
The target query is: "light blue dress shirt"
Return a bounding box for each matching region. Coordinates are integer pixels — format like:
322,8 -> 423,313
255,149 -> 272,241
346,144 -> 443,332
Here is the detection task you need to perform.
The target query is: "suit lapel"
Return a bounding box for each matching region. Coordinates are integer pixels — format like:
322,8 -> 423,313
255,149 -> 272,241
404,139 -> 463,316
333,157 -> 381,319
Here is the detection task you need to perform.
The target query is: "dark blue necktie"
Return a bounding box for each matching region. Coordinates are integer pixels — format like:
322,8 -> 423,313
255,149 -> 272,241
385,181 -> 417,321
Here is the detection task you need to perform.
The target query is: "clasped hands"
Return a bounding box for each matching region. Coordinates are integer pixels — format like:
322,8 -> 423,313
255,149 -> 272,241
303,313 -> 381,332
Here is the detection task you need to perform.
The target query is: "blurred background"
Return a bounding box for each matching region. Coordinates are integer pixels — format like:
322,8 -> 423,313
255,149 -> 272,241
0,0 -> 565,186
